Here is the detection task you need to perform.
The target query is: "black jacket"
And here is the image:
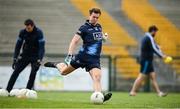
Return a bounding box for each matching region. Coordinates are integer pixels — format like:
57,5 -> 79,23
13,26 -> 45,60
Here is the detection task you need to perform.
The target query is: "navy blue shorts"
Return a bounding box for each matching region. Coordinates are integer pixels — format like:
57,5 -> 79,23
70,54 -> 101,72
140,60 -> 154,75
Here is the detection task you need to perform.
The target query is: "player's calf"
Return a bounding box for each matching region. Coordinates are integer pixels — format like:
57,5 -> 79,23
56,63 -> 68,75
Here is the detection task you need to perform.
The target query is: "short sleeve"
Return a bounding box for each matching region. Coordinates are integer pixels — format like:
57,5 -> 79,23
76,25 -> 86,37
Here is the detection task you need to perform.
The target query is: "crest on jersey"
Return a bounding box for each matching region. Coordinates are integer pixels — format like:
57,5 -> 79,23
93,32 -> 103,41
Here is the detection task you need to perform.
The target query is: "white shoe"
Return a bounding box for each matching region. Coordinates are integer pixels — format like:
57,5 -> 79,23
129,92 -> 136,96
158,92 -> 168,97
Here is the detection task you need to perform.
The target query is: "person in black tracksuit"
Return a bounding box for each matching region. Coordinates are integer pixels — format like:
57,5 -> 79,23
129,25 -> 169,97
6,19 -> 45,92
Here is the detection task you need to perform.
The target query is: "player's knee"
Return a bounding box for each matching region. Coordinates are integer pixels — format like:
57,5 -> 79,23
150,76 -> 156,81
136,76 -> 144,82
32,68 -> 39,73
149,76 -> 155,81
12,70 -> 21,76
93,73 -> 101,82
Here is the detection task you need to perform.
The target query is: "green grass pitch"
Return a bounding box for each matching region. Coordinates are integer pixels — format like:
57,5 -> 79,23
0,91 -> 180,108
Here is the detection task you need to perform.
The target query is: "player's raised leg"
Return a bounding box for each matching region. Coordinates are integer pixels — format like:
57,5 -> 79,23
56,63 -> 76,75
44,62 -> 76,75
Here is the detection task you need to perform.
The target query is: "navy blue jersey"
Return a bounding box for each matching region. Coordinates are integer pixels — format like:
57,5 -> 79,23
14,26 -> 45,60
140,32 -> 164,61
76,20 -> 103,58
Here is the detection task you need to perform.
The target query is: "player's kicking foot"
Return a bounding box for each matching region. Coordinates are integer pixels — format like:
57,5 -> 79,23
103,92 -> 112,102
158,92 -> 168,97
44,62 -> 57,68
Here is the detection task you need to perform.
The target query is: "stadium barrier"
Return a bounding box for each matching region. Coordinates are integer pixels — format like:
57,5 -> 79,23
0,53 -> 113,91
0,53 -> 180,92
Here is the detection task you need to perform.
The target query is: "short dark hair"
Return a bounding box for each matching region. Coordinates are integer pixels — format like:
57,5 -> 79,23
148,25 -> 158,32
89,8 -> 101,15
24,19 -> 34,26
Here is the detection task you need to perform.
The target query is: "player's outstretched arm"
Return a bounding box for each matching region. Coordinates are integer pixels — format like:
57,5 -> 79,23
67,34 -> 81,55
148,36 -> 164,58
13,31 -> 24,60
37,29 -> 45,61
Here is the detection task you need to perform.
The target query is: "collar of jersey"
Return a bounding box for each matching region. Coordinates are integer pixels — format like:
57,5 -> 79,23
85,20 -> 100,27
145,32 -> 153,38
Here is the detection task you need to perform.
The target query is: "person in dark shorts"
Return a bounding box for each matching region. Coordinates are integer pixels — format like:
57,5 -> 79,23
44,8 -> 112,102
130,25 -> 169,97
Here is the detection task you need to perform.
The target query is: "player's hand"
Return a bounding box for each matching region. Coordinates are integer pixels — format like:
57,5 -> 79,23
65,54 -> 74,65
35,59 -> 41,67
164,56 -> 173,63
12,59 -> 18,69
33,60 -> 41,68
102,32 -> 108,42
